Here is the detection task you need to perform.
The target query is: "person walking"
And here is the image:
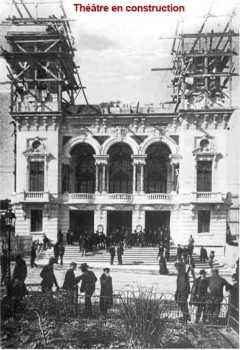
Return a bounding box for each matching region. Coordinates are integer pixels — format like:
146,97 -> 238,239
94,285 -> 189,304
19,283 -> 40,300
53,242 -> 60,264
40,257 -> 59,292
78,263 -> 97,316
206,268 -> 230,323
99,268 -> 113,315
117,242 -> 124,265
1,249 -> 8,286
109,245 -> 115,265
30,243 -> 37,268
59,243 -> 65,265
190,270 -> 208,323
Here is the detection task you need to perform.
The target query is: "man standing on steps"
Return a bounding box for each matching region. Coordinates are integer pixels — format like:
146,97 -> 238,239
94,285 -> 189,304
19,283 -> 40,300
109,245 -> 115,265
117,242 -> 124,265
59,243 -> 65,265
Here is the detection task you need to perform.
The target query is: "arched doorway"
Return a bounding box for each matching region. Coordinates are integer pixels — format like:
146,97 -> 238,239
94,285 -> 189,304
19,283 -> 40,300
70,143 -> 95,193
144,142 -> 171,193
108,143 -> 133,193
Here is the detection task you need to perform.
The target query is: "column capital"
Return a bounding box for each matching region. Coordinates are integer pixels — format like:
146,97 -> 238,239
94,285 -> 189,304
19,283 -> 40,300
169,153 -> 182,165
94,155 -> 109,165
62,157 -> 70,165
131,154 -> 147,165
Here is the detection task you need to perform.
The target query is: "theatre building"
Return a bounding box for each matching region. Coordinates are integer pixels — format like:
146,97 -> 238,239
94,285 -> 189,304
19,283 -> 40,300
0,5 -> 238,254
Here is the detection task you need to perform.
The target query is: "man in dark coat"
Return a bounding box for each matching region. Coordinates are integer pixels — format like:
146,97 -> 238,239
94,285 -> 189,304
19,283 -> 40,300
63,262 -> 79,290
109,245 -> 115,265
206,268 -> 230,323
62,262 -> 80,306
78,263 -> 97,316
30,243 -> 37,268
59,243 -> 65,265
158,254 -> 168,275
200,246 -> 208,263
40,257 -> 59,292
100,268 -> 113,314
190,270 -> 209,323
1,249 -> 8,286
175,265 -> 190,323
10,255 -> 28,302
54,242 -> 60,264
117,243 -> 124,265
12,254 -> 27,283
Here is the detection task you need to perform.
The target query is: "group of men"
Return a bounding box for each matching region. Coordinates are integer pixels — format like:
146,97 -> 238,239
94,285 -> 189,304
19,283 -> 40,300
174,259 -> 239,324
38,258 -> 113,316
1,248 -> 239,325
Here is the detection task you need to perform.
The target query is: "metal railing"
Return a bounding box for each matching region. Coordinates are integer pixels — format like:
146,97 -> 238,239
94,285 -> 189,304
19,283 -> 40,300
22,285 -> 238,330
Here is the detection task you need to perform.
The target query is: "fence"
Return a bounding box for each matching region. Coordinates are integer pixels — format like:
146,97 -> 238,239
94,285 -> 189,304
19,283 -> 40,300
23,284 -> 239,330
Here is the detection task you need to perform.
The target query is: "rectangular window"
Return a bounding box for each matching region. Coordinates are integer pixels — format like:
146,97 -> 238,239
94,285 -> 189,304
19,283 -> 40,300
197,161 -> 212,192
198,210 -> 210,233
31,209 -> 43,232
29,161 -> 44,191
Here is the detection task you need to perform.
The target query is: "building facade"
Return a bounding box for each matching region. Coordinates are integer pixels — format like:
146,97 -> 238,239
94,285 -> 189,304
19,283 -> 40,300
10,107 -> 232,253
0,5 -> 238,254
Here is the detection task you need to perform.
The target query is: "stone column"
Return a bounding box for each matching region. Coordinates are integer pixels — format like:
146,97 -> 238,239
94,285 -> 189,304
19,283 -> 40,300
95,163 -> 99,193
133,163 -> 136,193
94,155 -> 109,193
140,164 -> 144,193
131,155 -> 146,194
102,164 -> 106,193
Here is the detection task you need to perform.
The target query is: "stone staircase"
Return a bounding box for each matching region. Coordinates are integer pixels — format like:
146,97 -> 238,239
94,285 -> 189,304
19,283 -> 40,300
36,245 -> 223,271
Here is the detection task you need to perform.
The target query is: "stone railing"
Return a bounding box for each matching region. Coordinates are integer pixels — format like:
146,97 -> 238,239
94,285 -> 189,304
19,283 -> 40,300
146,193 -> 172,200
108,193 -> 133,201
24,192 -> 49,201
68,193 -> 95,200
193,192 -> 223,202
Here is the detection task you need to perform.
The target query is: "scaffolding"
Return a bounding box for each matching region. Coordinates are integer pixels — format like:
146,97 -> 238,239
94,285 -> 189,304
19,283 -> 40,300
153,10 -> 239,112
0,0 -> 88,115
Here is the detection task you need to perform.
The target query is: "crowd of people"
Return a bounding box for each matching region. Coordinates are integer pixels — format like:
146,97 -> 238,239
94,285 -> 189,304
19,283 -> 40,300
0,232 -> 239,325
65,225 -> 171,252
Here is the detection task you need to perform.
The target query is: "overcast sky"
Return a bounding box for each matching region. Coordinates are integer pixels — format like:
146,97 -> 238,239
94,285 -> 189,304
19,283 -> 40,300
0,0 -> 239,105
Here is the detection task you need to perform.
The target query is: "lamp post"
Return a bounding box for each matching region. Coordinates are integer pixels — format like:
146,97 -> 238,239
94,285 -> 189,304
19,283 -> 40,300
1,208 -> 16,284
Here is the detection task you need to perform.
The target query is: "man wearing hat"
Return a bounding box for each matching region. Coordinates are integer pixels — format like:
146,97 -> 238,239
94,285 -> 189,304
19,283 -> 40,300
62,262 -> 80,309
63,262 -> 79,291
100,268 -> 113,314
190,270 -> 208,323
40,257 -> 59,292
78,263 -> 97,316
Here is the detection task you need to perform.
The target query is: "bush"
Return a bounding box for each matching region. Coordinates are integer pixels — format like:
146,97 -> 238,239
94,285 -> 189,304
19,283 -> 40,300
119,288 -> 168,348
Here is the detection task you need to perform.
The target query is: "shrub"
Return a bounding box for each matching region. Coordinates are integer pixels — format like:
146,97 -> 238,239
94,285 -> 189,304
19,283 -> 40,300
119,288 -> 168,348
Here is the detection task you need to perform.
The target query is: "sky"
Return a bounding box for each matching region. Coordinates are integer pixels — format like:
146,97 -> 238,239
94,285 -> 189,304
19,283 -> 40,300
0,0 -> 239,105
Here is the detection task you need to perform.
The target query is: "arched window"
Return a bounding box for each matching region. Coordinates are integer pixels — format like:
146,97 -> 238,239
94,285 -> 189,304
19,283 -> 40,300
70,144 -> 95,193
108,143 -> 133,193
144,142 -> 171,193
